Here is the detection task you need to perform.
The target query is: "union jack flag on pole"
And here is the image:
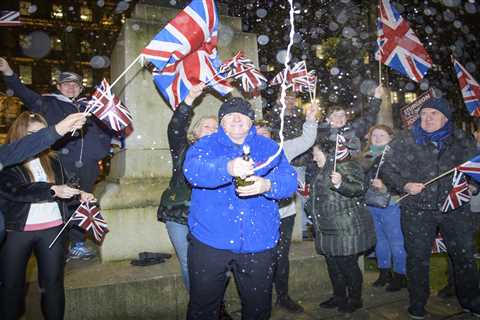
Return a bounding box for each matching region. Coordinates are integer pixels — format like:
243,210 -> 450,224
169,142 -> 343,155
335,134 -> 350,162
0,11 -> 21,27
71,202 -> 109,243
457,155 -> 480,183
142,0 -> 231,108
270,61 -> 308,88
452,57 -> 480,117
431,233 -> 447,254
86,79 -> 133,132
218,51 -> 267,92
441,169 -> 471,212
376,0 -> 432,82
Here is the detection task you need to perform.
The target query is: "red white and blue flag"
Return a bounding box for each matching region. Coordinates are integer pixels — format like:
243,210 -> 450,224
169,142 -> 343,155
0,11 -> 21,27
432,233 -> 447,254
142,0 -> 231,108
270,61 -> 309,88
219,51 -> 266,92
335,134 -> 350,161
292,70 -> 317,93
457,155 -> 480,183
86,79 -> 133,132
452,57 -> 480,117
376,0 -> 432,82
441,170 -> 471,212
71,203 -> 109,242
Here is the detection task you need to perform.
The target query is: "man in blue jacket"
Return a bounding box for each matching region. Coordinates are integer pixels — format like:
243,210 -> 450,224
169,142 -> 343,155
0,58 -> 113,260
184,97 -> 297,320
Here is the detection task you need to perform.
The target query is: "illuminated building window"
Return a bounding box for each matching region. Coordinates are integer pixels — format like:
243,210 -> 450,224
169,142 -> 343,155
390,91 -> 399,104
52,4 -> 63,19
80,6 -> 92,22
404,92 -> 417,103
19,1 -> 32,16
51,67 -> 61,84
19,65 -> 32,85
51,36 -> 63,51
82,68 -> 93,88
80,40 -> 92,54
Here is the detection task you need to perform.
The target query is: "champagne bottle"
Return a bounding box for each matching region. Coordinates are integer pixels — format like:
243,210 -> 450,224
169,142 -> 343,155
234,145 -> 254,187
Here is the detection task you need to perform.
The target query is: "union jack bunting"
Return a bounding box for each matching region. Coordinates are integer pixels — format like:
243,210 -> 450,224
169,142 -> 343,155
377,0 -> 432,82
71,203 -> 109,242
142,0 -> 232,108
335,134 -> 350,161
457,155 -> 480,183
452,57 -> 480,117
270,61 -> 309,87
431,233 -> 447,254
0,11 -> 21,27
86,79 -> 133,132
441,170 -> 471,212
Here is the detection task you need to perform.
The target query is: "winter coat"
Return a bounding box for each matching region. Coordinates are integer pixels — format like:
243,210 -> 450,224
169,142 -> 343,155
305,158 -> 375,256
381,128 -> 476,212
0,126 -> 61,168
0,157 -> 71,231
157,102 -> 193,225
3,74 -> 113,167
183,126 -> 297,253
316,97 -> 382,154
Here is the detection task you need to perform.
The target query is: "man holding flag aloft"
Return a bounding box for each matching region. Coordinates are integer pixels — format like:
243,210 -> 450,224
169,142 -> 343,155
381,97 -> 480,319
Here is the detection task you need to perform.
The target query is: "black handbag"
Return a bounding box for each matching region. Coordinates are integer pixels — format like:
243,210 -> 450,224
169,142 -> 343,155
365,187 -> 391,208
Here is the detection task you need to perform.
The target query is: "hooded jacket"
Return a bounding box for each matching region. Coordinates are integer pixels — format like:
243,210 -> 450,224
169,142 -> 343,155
183,126 -> 297,253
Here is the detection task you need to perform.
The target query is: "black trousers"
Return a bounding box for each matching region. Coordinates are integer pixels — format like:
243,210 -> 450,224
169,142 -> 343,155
0,226 -> 66,320
273,215 -> 295,298
187,235 -> 276,320
63,160 -> 99,243
401,208 -> 480,309
325,255 -> 363,300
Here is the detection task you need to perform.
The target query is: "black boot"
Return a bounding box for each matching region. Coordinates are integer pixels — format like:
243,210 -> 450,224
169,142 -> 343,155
372,268 -> 392,287
319,296 -> 347,309
276,295 -> 304,313
386,272 -> 407,292
338,298 -> 363,313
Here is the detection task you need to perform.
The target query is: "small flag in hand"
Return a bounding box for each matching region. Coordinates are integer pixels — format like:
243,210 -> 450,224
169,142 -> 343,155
457,155 -> 480,183
270,61 -> 308,88
431,233 -> 447,254
452,57 -> 480,117
86,79 -> 133,132
0,11 -> 21,27
71,202 -> 109,243
335,134 -> 350,161
441,169 -> 471,212
220,51 -> 266,92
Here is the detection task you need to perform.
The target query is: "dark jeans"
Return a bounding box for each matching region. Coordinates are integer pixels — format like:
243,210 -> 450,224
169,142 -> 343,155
0,226 -> 66,320
187,235 -> 276,320
401,208 -> 480,309
0,210 -> 4,243
274,215 -> 295,298
325,255 -> 363,300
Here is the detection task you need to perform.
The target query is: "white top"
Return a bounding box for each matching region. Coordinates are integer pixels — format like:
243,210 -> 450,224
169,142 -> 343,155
24,158 -> 63,231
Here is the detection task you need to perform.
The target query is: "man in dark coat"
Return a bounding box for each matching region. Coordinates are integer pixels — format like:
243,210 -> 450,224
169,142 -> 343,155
0,58 -> 114,260
382,97 -> 480,319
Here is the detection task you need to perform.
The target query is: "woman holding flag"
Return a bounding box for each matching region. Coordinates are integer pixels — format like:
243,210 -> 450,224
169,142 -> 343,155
381,97 -> 480,319
0,112 -> 95,320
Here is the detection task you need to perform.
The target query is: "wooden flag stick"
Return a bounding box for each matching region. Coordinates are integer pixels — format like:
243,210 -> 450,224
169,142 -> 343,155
396,167 -> 457,203
333,134 -> 339,173
378,59 -> 382,86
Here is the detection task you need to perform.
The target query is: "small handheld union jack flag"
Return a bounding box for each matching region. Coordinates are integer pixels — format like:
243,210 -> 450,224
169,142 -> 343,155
457,155 -> 480,183
71,202 -> 109,243
219,51 -> 267,92
86,79 -> 133,132
270,61 -> 309,88
431,233 -> 447,254
335,134 -> 350,162
376,0 -> 432,82
441,169 -> 471,212
452,57 -> 480,117
292,70 -> 317,94
0,11 -> 21,27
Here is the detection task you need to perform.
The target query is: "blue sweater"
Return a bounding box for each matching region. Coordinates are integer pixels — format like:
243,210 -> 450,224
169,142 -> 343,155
183,126 -> 297,253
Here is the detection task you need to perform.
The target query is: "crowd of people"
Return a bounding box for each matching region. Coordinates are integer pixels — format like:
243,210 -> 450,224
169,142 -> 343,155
0,55 -> 479,320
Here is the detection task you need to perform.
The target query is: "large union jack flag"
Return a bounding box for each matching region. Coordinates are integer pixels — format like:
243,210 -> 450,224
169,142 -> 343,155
0,11 -> 21,27
441,170 -> 471,212
452,57 -> 480,117
142,0 -> 231,108
71,203 -> 109,242
377,0 -> 432,82
457,155 -> 480,183
86,79 -> 133,132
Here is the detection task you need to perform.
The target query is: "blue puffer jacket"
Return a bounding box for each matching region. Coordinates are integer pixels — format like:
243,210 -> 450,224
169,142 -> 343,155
184,126 -> 297,253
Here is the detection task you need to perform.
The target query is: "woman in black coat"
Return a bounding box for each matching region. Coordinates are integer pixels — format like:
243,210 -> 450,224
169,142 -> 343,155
0,112 -> 95,320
